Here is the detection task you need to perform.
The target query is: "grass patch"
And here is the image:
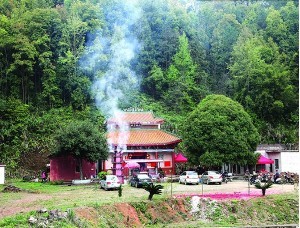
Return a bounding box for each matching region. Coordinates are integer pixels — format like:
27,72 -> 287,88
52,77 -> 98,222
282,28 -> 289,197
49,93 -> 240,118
0,180 -> 298,227
0,212 -> 32,227
1,179 -> 68,194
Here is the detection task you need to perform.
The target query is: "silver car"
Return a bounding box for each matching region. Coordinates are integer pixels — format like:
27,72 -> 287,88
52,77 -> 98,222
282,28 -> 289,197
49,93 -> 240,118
201,171 -> 222,185
100,175 -> 121,190
179,171 -> 199,185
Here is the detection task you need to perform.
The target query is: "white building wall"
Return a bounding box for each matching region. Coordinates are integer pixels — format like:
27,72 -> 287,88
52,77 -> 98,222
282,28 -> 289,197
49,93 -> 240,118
105,154 -> 114,173
280,152 -> 300,173
0,165 -> 5,184
163,153 -> 173,168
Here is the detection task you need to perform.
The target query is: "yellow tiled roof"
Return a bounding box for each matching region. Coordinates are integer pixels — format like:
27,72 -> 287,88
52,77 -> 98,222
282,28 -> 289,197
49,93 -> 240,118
107,129 -> 181,146
107,112 -> 164,124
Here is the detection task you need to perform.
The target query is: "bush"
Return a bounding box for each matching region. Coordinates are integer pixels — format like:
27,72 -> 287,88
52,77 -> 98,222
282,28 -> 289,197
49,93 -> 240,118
143,183 -> 164,200
49,180 -> 64,185
98,171 -> 107,180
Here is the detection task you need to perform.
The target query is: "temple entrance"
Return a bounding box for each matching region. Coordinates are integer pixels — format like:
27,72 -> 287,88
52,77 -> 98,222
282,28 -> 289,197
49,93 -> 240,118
127,152 -> 148,172
128,152 -> 147,159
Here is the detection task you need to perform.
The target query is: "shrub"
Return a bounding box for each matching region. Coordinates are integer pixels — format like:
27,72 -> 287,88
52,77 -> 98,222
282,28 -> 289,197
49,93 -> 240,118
143,183 -> 164,200
255,181 -> 273,196
118,184 -> 122,197
98,171 -> 107,180
49,180 -> 64,185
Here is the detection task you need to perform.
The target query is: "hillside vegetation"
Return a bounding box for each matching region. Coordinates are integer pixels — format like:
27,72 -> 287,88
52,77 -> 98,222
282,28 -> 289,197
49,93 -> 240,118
0,0 -> 298,174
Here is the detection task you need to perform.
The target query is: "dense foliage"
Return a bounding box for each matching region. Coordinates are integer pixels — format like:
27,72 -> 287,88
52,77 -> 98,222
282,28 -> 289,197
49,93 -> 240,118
53,120 -> 108,179
181,95 -> 260,167
0,0 -> 298,174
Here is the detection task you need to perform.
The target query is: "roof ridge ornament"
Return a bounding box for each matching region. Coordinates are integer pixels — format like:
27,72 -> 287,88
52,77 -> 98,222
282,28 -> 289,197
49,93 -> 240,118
123,107 -> 144,112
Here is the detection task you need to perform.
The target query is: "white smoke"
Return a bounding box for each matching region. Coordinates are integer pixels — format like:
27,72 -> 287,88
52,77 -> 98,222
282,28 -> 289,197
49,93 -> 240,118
79,1 -> 142,148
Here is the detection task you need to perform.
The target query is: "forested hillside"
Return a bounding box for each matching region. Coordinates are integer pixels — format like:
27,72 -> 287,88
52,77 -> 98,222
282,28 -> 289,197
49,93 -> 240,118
0,0 -> 298,175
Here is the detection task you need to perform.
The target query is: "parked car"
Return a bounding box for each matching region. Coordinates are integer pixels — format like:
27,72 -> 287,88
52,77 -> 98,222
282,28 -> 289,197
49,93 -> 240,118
201,171 -> 222,185
149,173 -> 161,182
130,173 -> 152,188
179,171 -> 199,185
100,175 -> 121,190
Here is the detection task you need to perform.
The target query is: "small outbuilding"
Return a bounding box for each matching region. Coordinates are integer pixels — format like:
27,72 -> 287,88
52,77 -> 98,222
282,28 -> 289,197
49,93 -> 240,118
0,164 -> 6,184
49,155 -> 96,181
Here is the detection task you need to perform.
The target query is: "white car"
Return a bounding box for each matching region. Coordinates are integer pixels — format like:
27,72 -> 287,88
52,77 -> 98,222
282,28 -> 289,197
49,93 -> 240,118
179,171 -> 199,185
100,175 -> 121,190
201,171 -> 222,185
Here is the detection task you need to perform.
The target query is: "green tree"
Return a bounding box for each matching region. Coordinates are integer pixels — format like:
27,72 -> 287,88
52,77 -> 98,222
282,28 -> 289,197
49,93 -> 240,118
209,13 -> 241,94
181,94 -> 260,167
53,120 -> 108,179
0,98 -> 30,173
136,0 -> 180,75
142,64 -> 166,99
163,33 -> 202,113
229,31 -> 298,143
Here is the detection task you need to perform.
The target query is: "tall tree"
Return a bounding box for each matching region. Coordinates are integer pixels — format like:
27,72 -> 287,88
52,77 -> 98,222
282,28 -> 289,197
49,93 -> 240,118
142,64 -> 166,100
0,99 -> 30,173
163,33 -> 202,113
209,13 -> 241,94
53,120 -> 108,180
229,31 -> 298,143
180,94 -> 260,167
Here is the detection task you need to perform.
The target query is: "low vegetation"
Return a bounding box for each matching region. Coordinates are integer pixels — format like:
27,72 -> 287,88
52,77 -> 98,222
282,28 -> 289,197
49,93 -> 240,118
255,181 -> 273,196
143,183 -> 164,200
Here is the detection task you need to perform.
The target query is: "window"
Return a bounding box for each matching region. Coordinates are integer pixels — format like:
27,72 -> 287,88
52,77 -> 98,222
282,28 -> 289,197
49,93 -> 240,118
275,159 -> 279,169
164,161 -> 171,167
149,162 -> 156,167
75,160 -> 80,173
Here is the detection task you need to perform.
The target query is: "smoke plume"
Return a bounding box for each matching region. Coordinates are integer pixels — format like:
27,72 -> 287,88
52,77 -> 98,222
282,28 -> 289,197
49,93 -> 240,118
79,1 -> 142,147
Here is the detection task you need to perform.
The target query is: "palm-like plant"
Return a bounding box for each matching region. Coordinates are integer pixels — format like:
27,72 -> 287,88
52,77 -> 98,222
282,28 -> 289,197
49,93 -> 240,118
254,181 -> 273,196
143,183 -> 164,200
118,184 -> 123,197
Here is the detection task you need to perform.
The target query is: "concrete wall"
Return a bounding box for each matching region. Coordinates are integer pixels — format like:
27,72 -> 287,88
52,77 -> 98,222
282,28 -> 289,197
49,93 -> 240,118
256,149 -> 299,174
0,165 -> 5,184
280,152 -> 300,173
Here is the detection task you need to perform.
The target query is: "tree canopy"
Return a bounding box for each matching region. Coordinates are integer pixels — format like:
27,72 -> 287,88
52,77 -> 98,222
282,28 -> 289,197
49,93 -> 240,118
181,94 -> 260,168
0,0 -> 298,174
53,120 -> 108,179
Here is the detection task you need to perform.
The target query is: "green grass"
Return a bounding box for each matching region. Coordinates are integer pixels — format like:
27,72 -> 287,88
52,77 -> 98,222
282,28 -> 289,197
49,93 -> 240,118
1,179 -> 74,193
0,180 -> 298,227
0,179 -> 159,212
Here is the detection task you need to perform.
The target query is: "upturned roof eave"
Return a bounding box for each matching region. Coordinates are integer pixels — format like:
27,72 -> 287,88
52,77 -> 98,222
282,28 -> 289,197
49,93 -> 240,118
109,139 -> 182,147
106,120 -> 164,125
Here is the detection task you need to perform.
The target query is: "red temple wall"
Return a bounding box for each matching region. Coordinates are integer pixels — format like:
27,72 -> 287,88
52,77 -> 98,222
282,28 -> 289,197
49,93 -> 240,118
50,155 -> 96,181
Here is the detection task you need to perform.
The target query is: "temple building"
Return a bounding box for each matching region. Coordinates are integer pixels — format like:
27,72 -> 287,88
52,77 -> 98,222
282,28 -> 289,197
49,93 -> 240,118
101,111 -> 182,180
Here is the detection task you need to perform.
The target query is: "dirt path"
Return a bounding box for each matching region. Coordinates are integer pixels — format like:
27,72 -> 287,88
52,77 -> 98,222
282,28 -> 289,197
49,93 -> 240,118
0,193 -> 52,218
170,180 -> 297,195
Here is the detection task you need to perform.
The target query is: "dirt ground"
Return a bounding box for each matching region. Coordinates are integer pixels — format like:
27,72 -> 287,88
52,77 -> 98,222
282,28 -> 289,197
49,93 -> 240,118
0,180 -> 297,219
169,179 -> 297,195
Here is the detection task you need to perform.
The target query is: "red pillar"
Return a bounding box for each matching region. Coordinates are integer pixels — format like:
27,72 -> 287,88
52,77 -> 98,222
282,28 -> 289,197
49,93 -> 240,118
172,151 -> 175,175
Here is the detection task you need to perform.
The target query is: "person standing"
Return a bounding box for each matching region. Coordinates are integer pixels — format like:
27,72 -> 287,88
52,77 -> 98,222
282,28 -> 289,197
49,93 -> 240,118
41,171 -> 47,183
274,169 -> 280,183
